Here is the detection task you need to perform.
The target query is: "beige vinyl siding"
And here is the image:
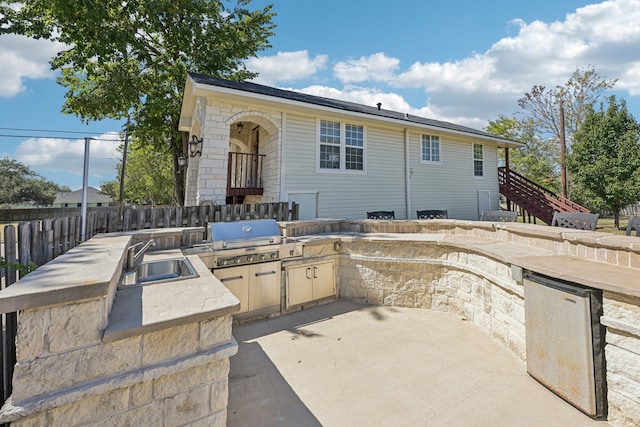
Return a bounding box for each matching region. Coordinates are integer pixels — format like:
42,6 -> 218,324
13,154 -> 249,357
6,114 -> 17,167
284,114 -> 406,219
409,134 -> 499,220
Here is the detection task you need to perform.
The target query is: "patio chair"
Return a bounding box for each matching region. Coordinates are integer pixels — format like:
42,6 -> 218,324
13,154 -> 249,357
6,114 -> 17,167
417,209 -> 448,219
480,210 -> 517,222
367,211 -> 395,220
626,216 -> 640,236
551,212 -> 599,231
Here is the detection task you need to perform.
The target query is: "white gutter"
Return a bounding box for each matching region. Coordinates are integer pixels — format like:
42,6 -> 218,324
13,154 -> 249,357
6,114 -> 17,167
405,128 -> 411,220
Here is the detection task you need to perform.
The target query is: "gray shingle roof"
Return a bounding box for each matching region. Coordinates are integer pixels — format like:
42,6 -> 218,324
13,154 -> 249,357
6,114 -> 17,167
188,72 -> 518,144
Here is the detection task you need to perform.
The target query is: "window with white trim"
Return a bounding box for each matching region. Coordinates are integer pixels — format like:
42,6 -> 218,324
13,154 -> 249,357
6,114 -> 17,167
318,119 -> 365,172
421,134 -> 441,163
473,143 -> 484,177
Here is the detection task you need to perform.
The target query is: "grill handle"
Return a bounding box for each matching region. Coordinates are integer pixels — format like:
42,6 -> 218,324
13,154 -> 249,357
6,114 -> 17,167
255,271 -> 277,277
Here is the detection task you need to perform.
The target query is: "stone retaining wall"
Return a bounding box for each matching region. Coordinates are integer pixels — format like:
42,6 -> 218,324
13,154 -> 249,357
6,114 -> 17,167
9,297 -> 235,426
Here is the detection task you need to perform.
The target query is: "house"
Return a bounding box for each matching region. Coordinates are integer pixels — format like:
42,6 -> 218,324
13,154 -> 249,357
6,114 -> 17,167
53,187 -> 113,207
178,73 -> 523,220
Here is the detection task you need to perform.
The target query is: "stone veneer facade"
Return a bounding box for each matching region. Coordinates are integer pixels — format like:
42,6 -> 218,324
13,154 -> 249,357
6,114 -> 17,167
12,305 -> 234,427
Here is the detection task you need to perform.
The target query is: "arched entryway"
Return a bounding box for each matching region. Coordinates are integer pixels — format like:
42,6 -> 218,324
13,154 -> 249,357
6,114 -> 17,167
226,114 -> 280,204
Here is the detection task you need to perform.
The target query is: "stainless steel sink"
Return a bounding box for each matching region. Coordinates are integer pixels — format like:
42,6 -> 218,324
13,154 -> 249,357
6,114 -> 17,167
120,257 -> 198,286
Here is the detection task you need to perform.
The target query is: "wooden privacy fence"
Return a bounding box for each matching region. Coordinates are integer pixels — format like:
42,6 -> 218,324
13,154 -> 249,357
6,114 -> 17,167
0,202 -> 297,408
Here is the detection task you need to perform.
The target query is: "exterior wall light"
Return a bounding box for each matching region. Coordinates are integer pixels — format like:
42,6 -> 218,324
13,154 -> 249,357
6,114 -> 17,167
189,135 -> 202,157
236,122 -> 244,134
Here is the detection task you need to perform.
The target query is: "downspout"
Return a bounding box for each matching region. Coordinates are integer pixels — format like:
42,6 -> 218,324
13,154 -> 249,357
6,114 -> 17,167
279,112 -> 287,202
405,128 -> 411,219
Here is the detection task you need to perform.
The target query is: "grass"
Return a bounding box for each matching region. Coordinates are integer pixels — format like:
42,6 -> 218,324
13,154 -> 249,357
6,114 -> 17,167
518,215 -> 630,235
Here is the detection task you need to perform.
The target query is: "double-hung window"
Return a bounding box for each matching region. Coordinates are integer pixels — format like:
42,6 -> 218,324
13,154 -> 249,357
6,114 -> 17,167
318,119 -> 365,172
473,143 -> 484,177
421,134 -> 441,163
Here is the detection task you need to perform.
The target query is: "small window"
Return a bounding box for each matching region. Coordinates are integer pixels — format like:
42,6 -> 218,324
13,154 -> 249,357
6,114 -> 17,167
473,143 -> 484,177
318,119 -> 365,173
421,135 -> 441,163
345,124 -> 364,171
319,120 -> 341,169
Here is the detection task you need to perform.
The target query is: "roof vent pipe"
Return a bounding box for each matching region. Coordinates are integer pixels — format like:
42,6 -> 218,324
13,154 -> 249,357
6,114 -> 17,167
377,102 -> 382,111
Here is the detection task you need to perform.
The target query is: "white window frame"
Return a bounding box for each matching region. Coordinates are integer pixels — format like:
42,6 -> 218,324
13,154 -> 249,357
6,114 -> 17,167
473,143 -> 484,178
421,134 -> 442,164
316,119 -> 367,174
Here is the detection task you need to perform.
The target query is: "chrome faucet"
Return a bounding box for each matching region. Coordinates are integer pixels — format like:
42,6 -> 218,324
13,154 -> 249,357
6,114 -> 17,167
126,239 -> 157,271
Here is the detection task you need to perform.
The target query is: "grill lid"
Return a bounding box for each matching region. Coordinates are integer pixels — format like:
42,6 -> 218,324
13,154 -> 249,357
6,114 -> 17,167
209,219 -> 281,249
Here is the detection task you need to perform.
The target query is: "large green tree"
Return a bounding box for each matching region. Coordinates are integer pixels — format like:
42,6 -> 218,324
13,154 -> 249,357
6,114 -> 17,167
568,96 -> 640,228
1,0 -> 276,206
101,140 -> 175,206
0,158 -> 70,206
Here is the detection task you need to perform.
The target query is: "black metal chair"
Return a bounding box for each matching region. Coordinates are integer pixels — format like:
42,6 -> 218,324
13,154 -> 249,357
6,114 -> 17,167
551,212 -> 599,231
417,210 -> 448,219
625,216 -> 640,236
480,210 -> 518,222
367,211 -> 395,220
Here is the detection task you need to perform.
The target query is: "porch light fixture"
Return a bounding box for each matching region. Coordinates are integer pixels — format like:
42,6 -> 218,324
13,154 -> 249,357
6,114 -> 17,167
189,135 -> 202,157
236,122 -> 244,134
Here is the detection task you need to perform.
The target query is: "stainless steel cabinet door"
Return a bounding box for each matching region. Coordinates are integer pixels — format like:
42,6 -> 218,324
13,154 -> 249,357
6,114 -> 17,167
249,261 -> 281,311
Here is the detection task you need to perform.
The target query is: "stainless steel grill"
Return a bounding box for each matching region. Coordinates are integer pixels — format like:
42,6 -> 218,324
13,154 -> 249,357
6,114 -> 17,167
207,219 -> 282,268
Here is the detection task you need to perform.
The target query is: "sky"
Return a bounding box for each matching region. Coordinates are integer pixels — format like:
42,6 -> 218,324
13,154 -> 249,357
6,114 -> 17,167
2,0 -> 640,190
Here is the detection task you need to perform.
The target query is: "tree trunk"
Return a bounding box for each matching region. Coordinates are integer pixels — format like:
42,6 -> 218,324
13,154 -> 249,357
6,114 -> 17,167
615,211 -> 620,230
172,133 -> 186,207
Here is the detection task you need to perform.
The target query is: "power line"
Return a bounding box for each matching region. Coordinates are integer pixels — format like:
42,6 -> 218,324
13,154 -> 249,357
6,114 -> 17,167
0,127 -> 121,135
0,134 -> 122,142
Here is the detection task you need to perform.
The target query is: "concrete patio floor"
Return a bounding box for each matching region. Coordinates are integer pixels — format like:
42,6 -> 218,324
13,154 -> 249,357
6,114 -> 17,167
228,300 -> 611,427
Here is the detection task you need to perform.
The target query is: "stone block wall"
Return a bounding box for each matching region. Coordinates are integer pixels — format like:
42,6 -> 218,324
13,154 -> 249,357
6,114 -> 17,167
337,240 -> 527,360
8,297 -> 235,426
601,292 -> 640,426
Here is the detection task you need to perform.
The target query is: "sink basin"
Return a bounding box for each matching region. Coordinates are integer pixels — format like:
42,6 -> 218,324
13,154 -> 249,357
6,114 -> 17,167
121,257 -> 198,286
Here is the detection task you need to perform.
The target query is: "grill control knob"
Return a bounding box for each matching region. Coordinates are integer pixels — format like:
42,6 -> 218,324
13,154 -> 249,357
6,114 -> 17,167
259,254 -> 266,260
233,258 -> 240,264
270,252 -> 277,259
218,259 -> 226,266
247,256 -> 254,263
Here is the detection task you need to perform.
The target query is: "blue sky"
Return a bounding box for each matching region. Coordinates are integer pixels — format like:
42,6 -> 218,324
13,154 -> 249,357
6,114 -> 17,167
1,0 -> 639,190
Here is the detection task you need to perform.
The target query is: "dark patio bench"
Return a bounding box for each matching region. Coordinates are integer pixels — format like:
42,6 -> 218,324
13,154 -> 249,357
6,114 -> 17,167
417,210 -> 448,219
367,211 -> 395,220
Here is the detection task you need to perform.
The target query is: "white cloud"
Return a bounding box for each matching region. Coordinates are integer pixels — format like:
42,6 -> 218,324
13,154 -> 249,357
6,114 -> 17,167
384,0 -> 640,124
333,53 -> 400,84
0,35 -> 65,98
15,132 -> 122,182
247,50 -> 328,85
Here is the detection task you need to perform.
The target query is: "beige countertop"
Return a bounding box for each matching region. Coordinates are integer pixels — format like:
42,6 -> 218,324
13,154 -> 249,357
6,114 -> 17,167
103,249 -> 240,342
286,232 -> 640,298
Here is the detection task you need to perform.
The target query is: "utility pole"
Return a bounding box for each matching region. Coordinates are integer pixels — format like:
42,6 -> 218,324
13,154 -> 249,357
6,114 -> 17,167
80,138 -> 91,242
559,98 -> 568,199
118,122 -> 129,219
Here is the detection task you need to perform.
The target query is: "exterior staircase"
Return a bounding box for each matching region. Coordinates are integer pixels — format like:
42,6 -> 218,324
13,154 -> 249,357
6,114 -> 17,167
498,167 -> 590,224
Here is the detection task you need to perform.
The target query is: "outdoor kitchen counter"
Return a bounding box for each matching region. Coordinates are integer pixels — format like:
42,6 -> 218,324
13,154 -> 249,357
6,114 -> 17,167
286,231 -> 640,298
103,249 -> 240,343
